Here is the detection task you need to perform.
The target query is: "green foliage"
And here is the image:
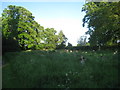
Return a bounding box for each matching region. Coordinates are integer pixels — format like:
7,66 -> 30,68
82,2 -> 120,46
67,42 -> 73,50
56,30 -> 68,49
2,5 -> 68,51
41,28 -> 58,50
2,37 -> 21,55
2,50 -> 119,88
68,42 -> 72,47
86,42 -> 90,46
2,5 -> 42,50
77,36 -> 87,46
66,45 -> 118,51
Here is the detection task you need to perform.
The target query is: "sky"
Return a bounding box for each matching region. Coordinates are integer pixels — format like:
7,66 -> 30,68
1,1 -> 89,46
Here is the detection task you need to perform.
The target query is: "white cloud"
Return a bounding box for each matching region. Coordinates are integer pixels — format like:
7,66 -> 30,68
35,18 -> 89,46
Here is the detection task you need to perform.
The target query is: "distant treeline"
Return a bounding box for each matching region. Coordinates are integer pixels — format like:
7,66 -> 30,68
65,45 -> 119,51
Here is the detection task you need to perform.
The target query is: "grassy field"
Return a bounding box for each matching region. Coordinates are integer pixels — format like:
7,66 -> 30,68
2,49 -> 119,88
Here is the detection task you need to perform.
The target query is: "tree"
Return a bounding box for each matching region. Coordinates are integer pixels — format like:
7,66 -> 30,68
82,2 -> 120,46
2,5 -> 68,51
68,42 -> 72,47
86,42 -> 90,46
77,36 -> 87,46
41,28 -> 58,50
67,42 -> 72,50
2,5 -> 44,50
56,30 -> 68,49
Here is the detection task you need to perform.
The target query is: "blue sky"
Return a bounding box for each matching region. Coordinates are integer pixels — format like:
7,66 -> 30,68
1,1 -> 89,46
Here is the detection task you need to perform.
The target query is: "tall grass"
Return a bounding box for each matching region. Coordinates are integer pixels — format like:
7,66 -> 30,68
2,50 -> 119,88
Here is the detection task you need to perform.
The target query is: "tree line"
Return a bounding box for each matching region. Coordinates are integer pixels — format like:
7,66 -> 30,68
1,2 -> 120,53
1,5 -> 70,53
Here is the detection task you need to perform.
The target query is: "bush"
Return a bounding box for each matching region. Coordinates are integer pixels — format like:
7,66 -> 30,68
65,45 -> 118,51
2,37 -> 21,55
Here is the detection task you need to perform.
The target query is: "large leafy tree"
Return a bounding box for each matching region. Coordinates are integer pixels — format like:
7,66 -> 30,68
2,5 -> 43,50
39,29 -> 67,50
56,30 -> 68,49
82,2 -> 120,46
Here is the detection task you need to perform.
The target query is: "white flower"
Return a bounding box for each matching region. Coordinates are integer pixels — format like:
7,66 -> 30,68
85,52 -> 87,53
76,50 -> 78,52
113,51 -> 118,55
70,50 -> 72,52
66,73 -> 68,76
65,49 -> 69,52
93,50 -> 95,52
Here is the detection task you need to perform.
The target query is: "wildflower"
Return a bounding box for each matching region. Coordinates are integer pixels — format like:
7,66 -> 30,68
100,54 -> 103,57
93,50 -> 95,52
85,52 -> 87,53
65,49 -> 69,52
66,73 -> 68,76
100,54 -> 102,56
113,51 -> 118,55
76,50 -> 78,52
70,50 -> 72,52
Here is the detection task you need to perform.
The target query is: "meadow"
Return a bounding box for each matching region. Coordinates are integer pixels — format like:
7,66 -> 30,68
2,49 -> 119,88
